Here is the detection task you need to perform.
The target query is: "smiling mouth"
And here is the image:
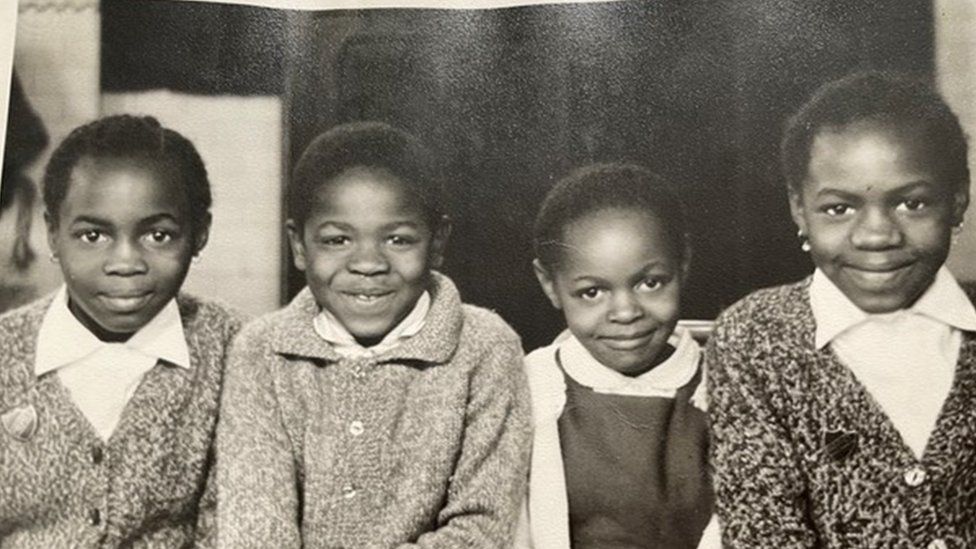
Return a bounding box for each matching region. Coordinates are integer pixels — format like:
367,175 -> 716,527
843,264 -> 913,287
600,331 -> 656,351
98,292 -> 153,313
342,291 -> 395,306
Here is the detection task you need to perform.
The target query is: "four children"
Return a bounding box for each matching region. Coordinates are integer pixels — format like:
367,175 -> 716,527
1,70 -> 974,548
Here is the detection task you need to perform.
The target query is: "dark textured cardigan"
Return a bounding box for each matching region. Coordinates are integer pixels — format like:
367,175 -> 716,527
0,293 -> 245,548
216,273 -> 532,549
706,279 -> 976,548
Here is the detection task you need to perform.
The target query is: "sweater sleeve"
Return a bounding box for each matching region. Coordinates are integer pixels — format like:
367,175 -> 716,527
400,330 -> 532,549
216,325 -> 302,549
706,305 -> 818,548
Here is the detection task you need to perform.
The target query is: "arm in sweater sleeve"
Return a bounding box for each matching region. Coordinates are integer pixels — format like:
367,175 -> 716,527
216,325 -> 302,549
706,308 -> 818,548
401,330 -> 532,549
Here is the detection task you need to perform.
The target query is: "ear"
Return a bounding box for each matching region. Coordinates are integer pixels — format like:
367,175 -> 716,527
44,210 -> 59,260
951,184 -> 970,228
285,219 -> 308,272
192,213 -> 212,257
533,258 -> 563,310
788,186 -> 809,237
428,215 -> 452,269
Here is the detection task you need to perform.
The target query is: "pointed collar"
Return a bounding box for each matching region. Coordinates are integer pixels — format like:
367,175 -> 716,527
558,325 -> 701,396
35,285 -> 190,377
810,266 -> 976,350
270,271 -> 463,365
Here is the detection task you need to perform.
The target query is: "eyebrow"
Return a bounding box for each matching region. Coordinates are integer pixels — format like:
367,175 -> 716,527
69,213 -> 181,227
569,261 -> 672,284
314,220 -> 423,231
815,180 -> 936,200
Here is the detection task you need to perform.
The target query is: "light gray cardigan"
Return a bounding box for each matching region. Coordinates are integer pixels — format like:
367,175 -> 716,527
216,273 -> 532,548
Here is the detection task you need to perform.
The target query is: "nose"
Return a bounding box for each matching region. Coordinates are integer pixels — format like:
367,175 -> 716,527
103,238 -> 148,276
850,207 -> 903,250
607,291 -> 644,324
347,242 -> 389,276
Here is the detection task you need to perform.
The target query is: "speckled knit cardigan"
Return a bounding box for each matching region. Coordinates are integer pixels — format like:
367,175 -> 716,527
706,279 -> 976,548
216,272 -> 532,549
0,293 -> 244,548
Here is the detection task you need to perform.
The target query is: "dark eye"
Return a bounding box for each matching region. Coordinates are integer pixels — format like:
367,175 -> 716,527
823,204 -> 853,216
321,235 -> 350,246
387,234 -> 417,247
145,230 -> 173,244
638,277 -> 665,292
78,229 -> 106,244
577,287 -> 604,301
899,198 -> 927,212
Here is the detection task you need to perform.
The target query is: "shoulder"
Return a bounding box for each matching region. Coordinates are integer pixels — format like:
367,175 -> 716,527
458,303 -> 521,347
177,292 -> 250,342
524,338 -> 565,419
712,279 -> 811,343
0,294 -> 51,338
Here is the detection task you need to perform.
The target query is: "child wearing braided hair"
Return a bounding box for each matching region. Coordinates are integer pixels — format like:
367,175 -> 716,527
0,114 -> 245,547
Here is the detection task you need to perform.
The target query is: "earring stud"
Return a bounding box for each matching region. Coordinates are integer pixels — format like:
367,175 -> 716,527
49,253 -> 59,264
797,230 -> 811,253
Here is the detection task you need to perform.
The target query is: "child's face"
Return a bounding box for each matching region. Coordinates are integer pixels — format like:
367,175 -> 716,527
790,120 -> 969,313
46,157 -> 207,341
287,167 -> 448,346
535,208 -> 685,376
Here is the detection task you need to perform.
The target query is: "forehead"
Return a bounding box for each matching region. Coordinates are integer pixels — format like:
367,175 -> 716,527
310,167 -> 426,220
62,157 -> 188,220
806,120 -> 947,193
558,208 -> 676,271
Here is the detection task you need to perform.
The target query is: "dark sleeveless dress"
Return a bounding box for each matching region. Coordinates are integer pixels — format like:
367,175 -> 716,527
556,351 -> 714,549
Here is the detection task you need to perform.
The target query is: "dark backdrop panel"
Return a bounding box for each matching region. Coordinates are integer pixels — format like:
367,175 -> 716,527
285,0 -> 933,351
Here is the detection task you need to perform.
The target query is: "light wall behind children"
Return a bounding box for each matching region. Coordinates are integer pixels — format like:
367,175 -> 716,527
8,0 -> 282,316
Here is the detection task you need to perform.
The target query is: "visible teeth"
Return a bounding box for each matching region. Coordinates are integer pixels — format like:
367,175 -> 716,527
351,294 -> 383,302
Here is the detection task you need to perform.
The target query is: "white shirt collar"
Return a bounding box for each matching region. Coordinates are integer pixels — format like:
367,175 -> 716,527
35,285 -> 191,376
810,266 -> 976,349
313,290 -> 431,357
557,325 -> 701,396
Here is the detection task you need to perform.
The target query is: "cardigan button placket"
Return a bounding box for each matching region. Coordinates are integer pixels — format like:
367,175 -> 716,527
903,466 -> 927,487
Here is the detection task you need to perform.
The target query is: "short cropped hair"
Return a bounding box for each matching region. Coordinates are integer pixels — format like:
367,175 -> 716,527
533,163 -> 688,271
289,121 -> 444,228
43,115 -> 212,235
781,70 -> 969,194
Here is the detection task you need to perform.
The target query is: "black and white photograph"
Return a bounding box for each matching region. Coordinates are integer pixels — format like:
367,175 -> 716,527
2,0 -> 976,546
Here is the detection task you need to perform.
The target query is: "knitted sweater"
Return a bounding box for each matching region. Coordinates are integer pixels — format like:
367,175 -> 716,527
706,279 -> 976,548
0,293 -> 245,548
216,272 -> 532,549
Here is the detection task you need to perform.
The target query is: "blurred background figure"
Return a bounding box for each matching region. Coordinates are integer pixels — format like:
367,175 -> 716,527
0,70 -> 47,312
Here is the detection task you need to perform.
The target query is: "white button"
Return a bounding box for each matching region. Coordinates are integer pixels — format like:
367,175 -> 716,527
349,421 -> 364,436
904,466 -> 926,487
927,539 -> 948,549
342,485 -> 357,499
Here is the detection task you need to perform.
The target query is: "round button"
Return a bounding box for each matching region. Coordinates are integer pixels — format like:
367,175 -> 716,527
927,539 -> 948,549
349,421 -> 364,436
904,466 -> 927,487
89,508 -> 101,526
342,485 -> 358,499
91,446 -> 104,465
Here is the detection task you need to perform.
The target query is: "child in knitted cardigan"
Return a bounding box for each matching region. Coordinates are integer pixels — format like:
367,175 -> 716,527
0,115 -> 244,547
217,121 -> 531,548
708,71 -> 976,547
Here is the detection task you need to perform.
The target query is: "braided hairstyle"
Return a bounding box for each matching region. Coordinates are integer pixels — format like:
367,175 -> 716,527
43,115 -> 212,236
